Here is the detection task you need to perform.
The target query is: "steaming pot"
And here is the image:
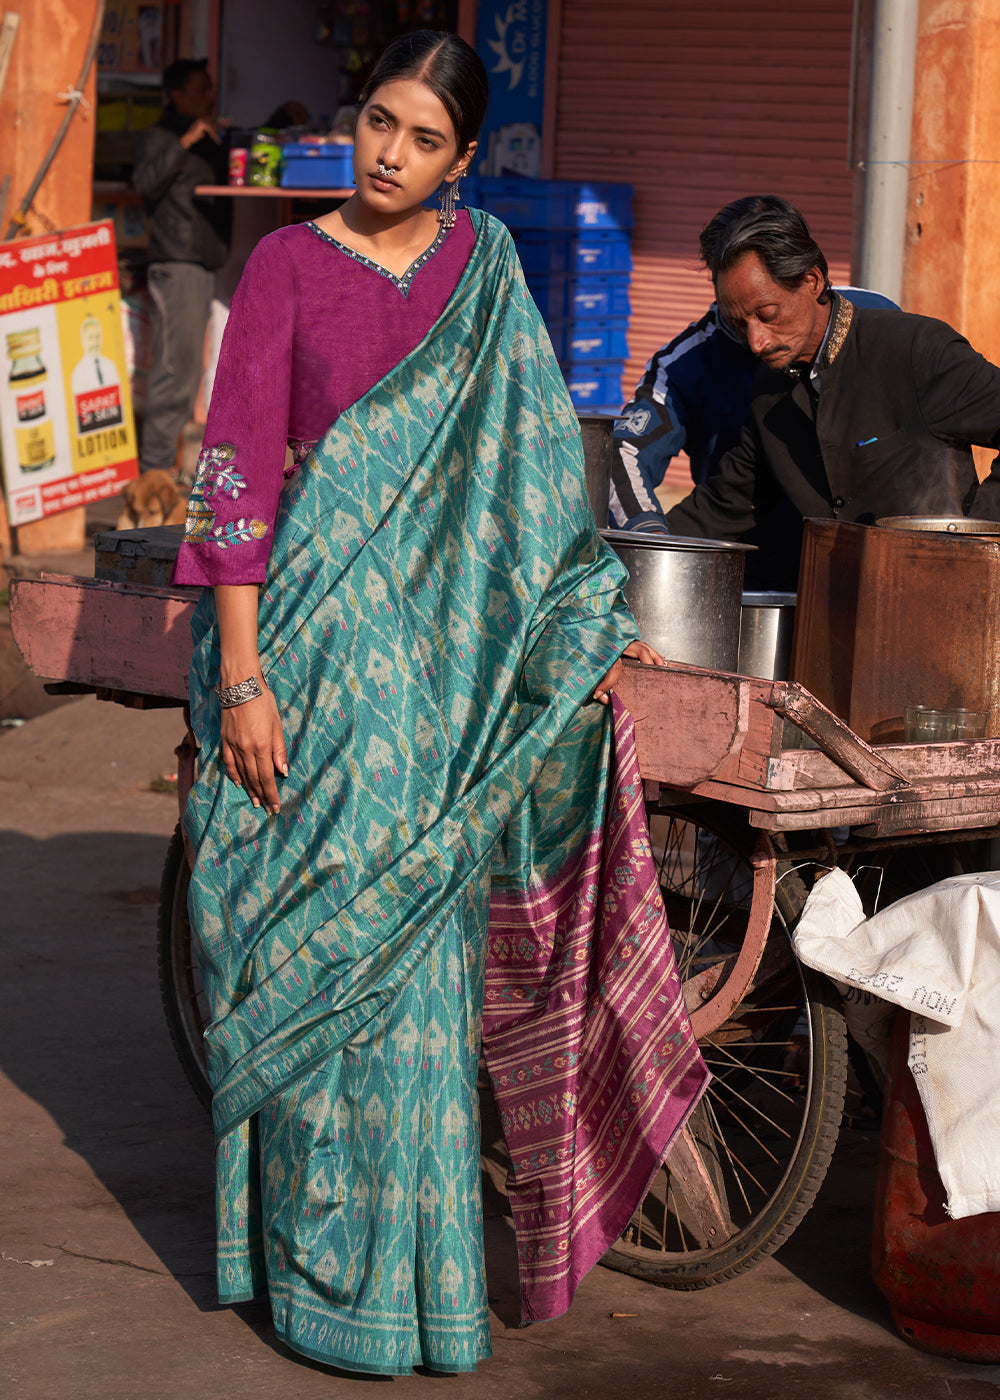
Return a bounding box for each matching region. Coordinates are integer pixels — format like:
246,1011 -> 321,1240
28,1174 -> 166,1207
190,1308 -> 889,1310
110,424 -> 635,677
600,528 -> 753,670
877,515 -> 1000,536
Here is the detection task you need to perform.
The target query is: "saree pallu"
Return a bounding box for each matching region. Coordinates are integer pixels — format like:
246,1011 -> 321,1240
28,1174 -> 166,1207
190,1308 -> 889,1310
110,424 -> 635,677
184,209 -> 707,1374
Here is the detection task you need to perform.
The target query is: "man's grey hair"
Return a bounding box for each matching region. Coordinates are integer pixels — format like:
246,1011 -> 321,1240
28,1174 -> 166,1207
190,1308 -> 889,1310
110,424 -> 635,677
700,194 -> 831,300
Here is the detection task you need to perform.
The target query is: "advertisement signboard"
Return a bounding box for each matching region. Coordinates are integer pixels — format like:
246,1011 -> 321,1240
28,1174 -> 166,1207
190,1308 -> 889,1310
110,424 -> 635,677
474,0 -> 548,177
0,220 -> 138,527
98,1 -> 164,76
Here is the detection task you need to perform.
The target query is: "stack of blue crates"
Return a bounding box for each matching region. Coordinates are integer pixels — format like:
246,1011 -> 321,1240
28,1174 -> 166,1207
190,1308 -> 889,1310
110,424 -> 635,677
469,176 -> 633,416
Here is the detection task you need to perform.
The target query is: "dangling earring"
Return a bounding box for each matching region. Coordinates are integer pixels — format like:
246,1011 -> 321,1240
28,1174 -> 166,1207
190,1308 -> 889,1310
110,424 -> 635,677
437,174 -> 461,228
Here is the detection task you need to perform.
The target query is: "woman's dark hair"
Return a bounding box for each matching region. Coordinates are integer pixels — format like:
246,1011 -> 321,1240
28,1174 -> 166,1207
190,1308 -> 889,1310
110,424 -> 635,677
699,195 -> 831,298
357,31 -> 489,155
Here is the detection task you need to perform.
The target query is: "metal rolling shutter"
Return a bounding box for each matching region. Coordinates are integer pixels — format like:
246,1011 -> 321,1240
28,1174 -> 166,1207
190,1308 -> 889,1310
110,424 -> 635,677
552,0 -> 856,408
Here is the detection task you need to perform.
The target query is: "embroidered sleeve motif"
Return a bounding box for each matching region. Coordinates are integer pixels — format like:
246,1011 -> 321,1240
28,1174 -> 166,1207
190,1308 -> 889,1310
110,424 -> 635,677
211,517 -> 269,547
182,441 -> 267,547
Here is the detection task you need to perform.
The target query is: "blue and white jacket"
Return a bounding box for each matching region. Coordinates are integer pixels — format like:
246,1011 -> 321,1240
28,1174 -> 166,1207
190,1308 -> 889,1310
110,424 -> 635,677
610,303 -> 754,528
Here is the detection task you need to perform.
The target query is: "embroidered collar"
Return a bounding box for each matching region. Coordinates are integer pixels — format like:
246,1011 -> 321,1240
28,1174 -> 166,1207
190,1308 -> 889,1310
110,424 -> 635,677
816,290 -> 853,370
304,220 -> 448,296
783,290 -> 853,387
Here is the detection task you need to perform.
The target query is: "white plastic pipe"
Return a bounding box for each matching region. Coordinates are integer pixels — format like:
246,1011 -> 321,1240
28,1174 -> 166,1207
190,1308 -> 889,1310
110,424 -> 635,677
858,0 -> 920,306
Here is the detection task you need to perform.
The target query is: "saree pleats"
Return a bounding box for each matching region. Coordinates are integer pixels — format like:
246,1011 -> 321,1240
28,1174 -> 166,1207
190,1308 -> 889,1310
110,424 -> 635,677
485,696 -> 709,1320
183,209 -> 703,1373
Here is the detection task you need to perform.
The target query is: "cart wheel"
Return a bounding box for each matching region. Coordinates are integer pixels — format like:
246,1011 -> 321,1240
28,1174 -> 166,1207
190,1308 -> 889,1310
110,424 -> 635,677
601,801 -> 848,1290
843,835 -> 996,915
156,823 -> 212,1109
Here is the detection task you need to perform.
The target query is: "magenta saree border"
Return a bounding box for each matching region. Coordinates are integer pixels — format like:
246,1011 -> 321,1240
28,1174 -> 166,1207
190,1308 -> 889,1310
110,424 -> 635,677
483,695 -> 709,1322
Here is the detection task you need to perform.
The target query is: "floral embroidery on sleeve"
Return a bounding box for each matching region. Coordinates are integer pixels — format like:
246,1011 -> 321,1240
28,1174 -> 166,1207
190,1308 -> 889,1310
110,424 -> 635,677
183,441 -> 268,548
212,517 -> 269,547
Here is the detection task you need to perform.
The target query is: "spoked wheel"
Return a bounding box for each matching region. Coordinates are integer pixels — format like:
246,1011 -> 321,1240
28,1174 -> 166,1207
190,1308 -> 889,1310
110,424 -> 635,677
841,833 -> 997,916
156,823 -> 212,1109
601,801 -> 848,1289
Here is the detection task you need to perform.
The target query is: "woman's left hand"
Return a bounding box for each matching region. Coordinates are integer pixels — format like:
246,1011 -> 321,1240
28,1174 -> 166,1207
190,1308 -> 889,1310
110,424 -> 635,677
592,639 -> 666,705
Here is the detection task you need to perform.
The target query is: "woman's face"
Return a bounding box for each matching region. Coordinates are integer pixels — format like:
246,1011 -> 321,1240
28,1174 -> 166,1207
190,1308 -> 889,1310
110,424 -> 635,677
353,77 -> 475,218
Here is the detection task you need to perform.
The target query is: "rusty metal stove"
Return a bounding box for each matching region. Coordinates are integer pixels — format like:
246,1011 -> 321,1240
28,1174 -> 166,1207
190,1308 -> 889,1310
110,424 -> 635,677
791,518 -> 1000,744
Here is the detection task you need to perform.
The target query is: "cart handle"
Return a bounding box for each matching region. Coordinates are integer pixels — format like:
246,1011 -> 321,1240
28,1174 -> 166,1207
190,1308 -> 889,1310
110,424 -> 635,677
769,684 -> 911,793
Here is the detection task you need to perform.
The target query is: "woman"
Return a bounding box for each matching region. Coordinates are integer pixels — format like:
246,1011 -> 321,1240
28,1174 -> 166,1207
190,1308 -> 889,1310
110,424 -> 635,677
173,31 -> 706,1375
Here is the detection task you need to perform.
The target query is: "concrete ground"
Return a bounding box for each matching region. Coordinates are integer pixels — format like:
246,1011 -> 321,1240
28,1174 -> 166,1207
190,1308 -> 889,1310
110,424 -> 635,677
3,701 -> 1000,1399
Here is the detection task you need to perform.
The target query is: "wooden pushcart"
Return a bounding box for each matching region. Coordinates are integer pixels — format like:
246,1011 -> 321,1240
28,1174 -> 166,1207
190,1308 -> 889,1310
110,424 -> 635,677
12,544 -> 1000,1290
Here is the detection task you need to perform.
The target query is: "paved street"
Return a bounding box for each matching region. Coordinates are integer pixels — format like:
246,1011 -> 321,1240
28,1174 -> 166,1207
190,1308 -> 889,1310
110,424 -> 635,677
2,695 -> 1000,1399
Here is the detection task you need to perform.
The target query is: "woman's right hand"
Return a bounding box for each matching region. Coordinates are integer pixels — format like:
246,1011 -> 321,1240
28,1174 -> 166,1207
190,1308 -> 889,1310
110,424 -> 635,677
213,585 -> 287,814
220,681 -> 288,814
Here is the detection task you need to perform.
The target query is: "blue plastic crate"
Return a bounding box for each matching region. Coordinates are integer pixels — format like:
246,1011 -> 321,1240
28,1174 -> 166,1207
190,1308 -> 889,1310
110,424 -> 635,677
548,319 -> 629,362
516,230 -> 633,276
477,177 -> 632,231
527,273 -> 631,320
562,359 -> 626,413
280,143 -> 354,189
568,274 -> 631,318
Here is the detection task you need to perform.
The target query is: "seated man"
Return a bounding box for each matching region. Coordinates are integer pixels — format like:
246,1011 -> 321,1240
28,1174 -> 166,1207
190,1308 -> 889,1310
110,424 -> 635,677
628,194 -> 1000,588
610,195 -> 897,532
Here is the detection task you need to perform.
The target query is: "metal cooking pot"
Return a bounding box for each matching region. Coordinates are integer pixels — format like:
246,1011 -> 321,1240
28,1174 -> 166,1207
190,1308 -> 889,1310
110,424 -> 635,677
600,528 -> 754,670
738,592 -> 797,680
877,515 -> 1000,536
578,414 -> 615,525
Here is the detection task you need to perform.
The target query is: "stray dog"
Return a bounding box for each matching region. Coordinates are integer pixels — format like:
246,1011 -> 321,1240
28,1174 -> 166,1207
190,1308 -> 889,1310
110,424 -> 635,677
116,469 -> 188,530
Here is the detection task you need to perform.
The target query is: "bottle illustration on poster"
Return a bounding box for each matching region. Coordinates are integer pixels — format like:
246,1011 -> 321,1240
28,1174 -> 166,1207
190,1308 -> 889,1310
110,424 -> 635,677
6,327 -> 57,473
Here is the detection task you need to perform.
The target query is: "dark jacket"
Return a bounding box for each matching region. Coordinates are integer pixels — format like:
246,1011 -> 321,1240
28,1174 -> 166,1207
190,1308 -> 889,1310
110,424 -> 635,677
611,304 -> 755,523
666,296 -> 1000,588
132,107 -> 231,268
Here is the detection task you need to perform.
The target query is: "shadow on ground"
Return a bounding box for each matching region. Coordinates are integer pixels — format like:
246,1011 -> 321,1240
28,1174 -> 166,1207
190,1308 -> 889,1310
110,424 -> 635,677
0,825 -> 523,1328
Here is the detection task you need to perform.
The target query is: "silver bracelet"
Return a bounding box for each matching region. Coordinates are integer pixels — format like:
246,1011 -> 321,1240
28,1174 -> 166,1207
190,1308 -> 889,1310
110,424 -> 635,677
214,675 -> 264,708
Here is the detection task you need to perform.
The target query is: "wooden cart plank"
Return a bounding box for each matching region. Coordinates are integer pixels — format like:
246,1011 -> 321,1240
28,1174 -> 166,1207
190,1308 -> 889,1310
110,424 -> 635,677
9,575 -> 195,701
696,771 -> 1000,817
768,686 -> 909,792
750,798 -> 1000,836
766,775 -> 1000,811
774,737 -> 1000,791
10,578 -> 1000,840
612,662 -> 751,788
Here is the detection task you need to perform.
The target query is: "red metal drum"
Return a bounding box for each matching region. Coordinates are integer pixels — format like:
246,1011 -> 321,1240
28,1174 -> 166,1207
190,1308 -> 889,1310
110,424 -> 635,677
872,1010 -> 1000,1360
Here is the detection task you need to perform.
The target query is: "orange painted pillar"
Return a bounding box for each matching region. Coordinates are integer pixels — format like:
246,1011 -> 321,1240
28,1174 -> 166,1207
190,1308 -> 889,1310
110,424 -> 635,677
904,1 -> 1000,461
0,0 -> 99,557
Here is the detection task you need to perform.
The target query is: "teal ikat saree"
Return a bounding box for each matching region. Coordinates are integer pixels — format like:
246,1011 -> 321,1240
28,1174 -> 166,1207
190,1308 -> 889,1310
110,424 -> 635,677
184,210 -> 707,1374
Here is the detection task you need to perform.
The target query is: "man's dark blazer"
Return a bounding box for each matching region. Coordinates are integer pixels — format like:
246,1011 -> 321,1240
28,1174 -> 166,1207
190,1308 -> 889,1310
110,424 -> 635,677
666,295 -> 1000,587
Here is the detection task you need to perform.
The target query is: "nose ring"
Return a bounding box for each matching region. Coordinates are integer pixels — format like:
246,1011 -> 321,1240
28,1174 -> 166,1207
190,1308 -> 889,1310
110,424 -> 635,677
377,162 -> 397,178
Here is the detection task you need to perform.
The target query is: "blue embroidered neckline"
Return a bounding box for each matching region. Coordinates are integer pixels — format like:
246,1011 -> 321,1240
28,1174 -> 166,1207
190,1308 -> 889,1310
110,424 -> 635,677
304,220 -> 448,296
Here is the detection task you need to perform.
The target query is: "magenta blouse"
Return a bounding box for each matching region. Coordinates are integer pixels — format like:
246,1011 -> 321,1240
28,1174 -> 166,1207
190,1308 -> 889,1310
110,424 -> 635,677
171,211 -> 476,587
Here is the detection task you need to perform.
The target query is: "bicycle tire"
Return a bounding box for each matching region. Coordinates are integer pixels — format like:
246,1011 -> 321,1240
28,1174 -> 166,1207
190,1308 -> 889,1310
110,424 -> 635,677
601,801 -> 849,1290
156,823 -> 212,1110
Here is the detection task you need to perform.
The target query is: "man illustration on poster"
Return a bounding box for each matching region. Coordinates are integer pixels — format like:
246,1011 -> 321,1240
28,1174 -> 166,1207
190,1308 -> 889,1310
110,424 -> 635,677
70,313 -> 123,434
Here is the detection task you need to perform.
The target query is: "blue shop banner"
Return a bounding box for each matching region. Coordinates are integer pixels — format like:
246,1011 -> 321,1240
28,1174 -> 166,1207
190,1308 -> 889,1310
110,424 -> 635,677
474,0 -> 547,177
